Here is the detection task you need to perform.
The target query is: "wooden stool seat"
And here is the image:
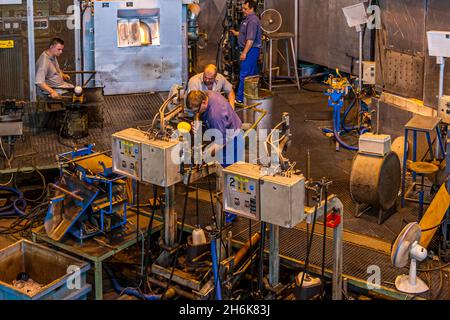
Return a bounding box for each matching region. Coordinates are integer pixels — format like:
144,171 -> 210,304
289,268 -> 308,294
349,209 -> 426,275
408,161 -> 439,175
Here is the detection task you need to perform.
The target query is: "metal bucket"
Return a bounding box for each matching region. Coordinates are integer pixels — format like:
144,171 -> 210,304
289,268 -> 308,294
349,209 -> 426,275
349,151 -> 401,210
60,104 -> 89,139
244,75 -> 260,99
244,89 -> 274,131
0,240 -> 91,300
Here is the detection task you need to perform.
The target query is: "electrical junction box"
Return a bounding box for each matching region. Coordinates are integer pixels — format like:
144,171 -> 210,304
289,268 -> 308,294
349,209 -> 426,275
260,173 -> 305,228
112,128 -> 183,187
358,133 -> 391,156
438,95 -> 450,124
362,61 -> 376,85
427,31 -> 450,58
223,162 -> 306,228
223,162 -> 263,221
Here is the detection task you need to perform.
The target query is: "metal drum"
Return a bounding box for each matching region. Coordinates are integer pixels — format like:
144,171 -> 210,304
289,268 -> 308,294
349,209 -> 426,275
244,89 -> 274,131
350,151 -> 401,210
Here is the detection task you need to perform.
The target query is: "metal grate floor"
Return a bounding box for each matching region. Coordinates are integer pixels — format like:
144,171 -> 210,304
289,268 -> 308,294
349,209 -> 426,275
172,196 -> 449,300
1,93 -> 162,169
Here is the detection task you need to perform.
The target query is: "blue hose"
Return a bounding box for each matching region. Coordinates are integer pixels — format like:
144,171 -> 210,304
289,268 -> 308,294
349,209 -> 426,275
0,187 -> 26,217
104,266 -> 162,300
333,108 -> 358,151
211,239 -> 223,300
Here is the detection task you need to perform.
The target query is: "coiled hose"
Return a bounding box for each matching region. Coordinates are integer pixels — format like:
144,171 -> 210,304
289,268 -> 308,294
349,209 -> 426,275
104,265 -> 165,300
0,187 -> 27,217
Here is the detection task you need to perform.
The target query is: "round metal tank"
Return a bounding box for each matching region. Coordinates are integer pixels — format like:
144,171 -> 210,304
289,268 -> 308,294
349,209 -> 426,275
244,89 -> 274,130
349,151 -> 401,210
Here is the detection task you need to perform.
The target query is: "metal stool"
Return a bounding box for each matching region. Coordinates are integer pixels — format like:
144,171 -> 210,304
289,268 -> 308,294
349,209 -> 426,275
401,114 -> 445,208
262,32 -> 300,91
407,162 -> 439,220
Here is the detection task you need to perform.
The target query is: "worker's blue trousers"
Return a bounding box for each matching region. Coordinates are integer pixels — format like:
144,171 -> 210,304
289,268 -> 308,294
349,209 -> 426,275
237,47 -> 260,102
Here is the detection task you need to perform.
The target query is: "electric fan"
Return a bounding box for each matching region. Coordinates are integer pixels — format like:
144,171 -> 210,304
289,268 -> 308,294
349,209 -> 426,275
260,9 -> 282,34
391,222 -> 429,294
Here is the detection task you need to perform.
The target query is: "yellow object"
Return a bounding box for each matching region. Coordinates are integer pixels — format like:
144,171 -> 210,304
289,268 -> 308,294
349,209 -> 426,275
419,184 -> 450,248
408,161 -> 439,175
0,40 -> 14,49
177,121 -> 191,133
73,154 -> 113,174
324,68 -> 351,91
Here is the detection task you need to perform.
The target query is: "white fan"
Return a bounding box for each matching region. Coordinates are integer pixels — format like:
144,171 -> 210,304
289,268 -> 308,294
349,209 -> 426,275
260,9 -> 282,34
391,222 -> 429,294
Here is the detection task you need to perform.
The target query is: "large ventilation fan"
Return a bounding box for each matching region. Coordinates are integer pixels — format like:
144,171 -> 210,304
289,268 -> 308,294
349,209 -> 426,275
260,9 -> 282,34
391,222 -> 429,294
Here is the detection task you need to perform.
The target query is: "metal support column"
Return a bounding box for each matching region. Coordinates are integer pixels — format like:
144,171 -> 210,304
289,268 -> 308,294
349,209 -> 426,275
269,224 -> 280,287
26,0 -> 36,102
269,39 -> 273,91
74,0 -> 82,86
332,207 -> 343,300
290,37 -> 300,90
164,186 -> 177,247
215,165 -> 225,258
438,56 -> 445,99
94,260 -> 103,300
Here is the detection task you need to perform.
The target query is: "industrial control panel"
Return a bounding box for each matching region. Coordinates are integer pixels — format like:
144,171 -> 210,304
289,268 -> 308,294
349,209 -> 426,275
112,128 -> 183,187
112,128 -> 147,181
223,162 -> 263,221
260,174 -> 305,228
362,61 -> 376,85
438,96 -> 450,124
223,162 -> 306,227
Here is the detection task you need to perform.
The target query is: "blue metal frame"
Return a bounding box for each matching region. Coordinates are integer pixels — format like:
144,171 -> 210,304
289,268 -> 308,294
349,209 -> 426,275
50,144 -> 129,240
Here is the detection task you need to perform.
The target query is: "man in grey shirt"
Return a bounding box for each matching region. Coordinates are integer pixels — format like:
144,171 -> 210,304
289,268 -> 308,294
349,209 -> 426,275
187,64 -> 236,108
35,37 -> 73,99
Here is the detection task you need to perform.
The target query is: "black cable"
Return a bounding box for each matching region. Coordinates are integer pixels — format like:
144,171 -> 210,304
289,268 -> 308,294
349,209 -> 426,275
195,184 -> 199,226
298,204 -> 319,296
162,172 -> 191,299
258,221 -> 266,294
300,80 -> 325,93
421,219 -> 446,232
205,165 -> 226,250
0,201 -> 49,235
136,180 -> 140,284
143,184 -> 158,292
417,262 -> 450,272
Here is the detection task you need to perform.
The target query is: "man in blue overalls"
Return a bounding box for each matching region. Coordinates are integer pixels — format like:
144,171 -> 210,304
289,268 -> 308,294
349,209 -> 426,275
186,90 -> 244,223
230,0 -> 262,103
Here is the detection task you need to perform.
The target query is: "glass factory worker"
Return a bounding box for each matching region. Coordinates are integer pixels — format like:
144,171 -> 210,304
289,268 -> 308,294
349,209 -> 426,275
186,90 -> 243,168
35,37 -> 74,99
230,0 -> 262,103
187,64 -> 236,109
